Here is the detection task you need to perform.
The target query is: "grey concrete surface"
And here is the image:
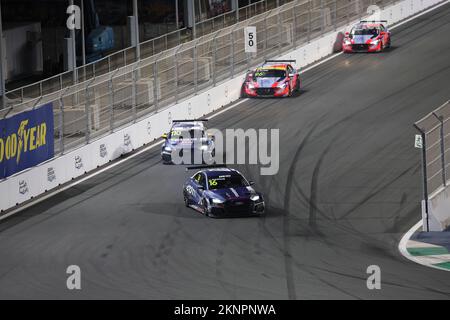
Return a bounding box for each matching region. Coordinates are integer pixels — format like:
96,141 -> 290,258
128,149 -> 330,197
1,5 -> 450,299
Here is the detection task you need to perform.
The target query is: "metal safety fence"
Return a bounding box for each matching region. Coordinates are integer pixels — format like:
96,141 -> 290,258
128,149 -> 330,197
1,0 -> 396,157
4,0 -> 291,105
414,101 -> 450,203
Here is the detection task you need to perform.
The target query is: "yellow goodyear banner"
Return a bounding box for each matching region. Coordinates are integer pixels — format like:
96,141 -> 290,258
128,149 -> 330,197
0,103 -> 54,179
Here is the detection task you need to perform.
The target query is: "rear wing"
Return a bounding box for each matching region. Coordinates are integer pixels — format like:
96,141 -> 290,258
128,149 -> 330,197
172,119 -> 208,123
263,59 -> 296,66
359,20 -> 387,24
186,164 -> 227,171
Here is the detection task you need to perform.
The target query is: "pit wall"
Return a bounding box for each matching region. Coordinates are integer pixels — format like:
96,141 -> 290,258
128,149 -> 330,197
0,0 -> 445,213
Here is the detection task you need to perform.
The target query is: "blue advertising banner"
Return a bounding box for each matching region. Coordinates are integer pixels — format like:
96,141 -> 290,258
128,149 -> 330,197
0,103 -> 54,179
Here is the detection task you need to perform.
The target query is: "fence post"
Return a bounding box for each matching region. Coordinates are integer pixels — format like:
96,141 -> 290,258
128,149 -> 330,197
433,112 -> 446,187
308,0 -> 312,42
132,65 -> 137,123
230,30 -> 235,78
264,17 -> 268,60
212,32 -> 218,87
59,96 -> 64,154
58,87 -> 70,155
277,9 -> 282,54
109,70 -> 119,133
334,0 -> 337,31
153,59 -> 159,112
414,124 -> 430,232
174,45 -> 182,103
321,0 -> 325,35
151,51 -> 165,113
84,79 -> 95,144
293,1 -> 298,49
194,40 -> 198,94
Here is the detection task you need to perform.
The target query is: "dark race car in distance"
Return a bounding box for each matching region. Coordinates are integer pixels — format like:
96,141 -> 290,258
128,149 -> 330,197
343,20 -> 391,53
241,60 -> 301,98
183,166 -> 265,218
161,119 -> 215,164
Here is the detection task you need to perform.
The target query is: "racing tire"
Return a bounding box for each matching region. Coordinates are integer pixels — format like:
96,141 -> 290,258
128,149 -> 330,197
184,196 -> 190,208
288,85 -> 292,97
203,199 -> 211,217
240,85 -> 248,98
295,79 -> 301,92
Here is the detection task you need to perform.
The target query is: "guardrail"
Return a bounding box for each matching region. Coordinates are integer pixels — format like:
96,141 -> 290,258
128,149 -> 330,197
2,0 -> 390,155
415,100 -> 450,231
0,0 -> 445,214
4,0 -> 289,106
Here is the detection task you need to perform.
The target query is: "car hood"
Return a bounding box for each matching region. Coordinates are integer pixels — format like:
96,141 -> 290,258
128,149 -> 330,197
207,186 -> 256,201
256,77 -> 282,88
166,138 -> 208,148
352,35 -> 375,44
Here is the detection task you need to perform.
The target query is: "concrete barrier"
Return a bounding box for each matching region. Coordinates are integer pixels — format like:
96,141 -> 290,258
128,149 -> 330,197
0,0 -> 445,213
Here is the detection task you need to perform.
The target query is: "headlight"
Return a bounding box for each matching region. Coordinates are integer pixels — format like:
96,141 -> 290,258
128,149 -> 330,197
250,194 -> 260,201
200,145 -> 208,151
164,146 -> 172,152
344,39 -> 352,45
370,40 -> 380,45
248,82 -> 255,89
212,198 -> 224,204
277,82 -> 287,89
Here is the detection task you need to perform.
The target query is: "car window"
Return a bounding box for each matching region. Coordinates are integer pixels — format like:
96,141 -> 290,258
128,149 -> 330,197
193,173 -> 202,184
193,173 -> 207,188
170,128 -> 204,140
207,174 -> 249,190
254,69 -> 286,79
288,66 -> 294,75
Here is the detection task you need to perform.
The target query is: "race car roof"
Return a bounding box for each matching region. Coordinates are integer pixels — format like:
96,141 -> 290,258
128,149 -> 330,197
204,168 -> 241,178
171,121 -> 205,130
256,64 -> 287,71
355,23 -> 383,28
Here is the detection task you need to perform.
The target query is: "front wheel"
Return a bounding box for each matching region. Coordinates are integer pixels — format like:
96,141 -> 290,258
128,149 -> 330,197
295,78 -> 301,92
184,195 -> 190,207
202,199 -> 211,217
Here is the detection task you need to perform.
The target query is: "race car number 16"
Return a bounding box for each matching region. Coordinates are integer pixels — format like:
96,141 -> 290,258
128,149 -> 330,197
245,26 -> 257,53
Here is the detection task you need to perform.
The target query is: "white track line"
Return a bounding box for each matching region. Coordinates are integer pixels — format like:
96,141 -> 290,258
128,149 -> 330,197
1,0 -> 448,221
398,220 -> 450,271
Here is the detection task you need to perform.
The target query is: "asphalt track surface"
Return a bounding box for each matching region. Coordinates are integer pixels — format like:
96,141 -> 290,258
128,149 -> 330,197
1,5 -> 450,299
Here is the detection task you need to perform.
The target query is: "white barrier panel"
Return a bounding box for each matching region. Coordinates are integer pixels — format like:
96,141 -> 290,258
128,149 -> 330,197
423,191 -> 450,231
0,0 -> 445,213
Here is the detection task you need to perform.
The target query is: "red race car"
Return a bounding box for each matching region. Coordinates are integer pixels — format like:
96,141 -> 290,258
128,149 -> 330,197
241,60 -> 301,98
342,20 -> 391,53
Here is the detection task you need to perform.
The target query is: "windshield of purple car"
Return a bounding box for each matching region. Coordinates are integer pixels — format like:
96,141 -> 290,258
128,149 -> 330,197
351,27 -> 380,36
207,174 -> 249,190
169,128 -> 204,140
253,69 -> 286,80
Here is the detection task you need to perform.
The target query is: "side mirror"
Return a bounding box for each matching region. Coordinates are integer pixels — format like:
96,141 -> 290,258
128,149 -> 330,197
249,181 -> 255,186
345,32 -> 349,36
161,133 -> 168,139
